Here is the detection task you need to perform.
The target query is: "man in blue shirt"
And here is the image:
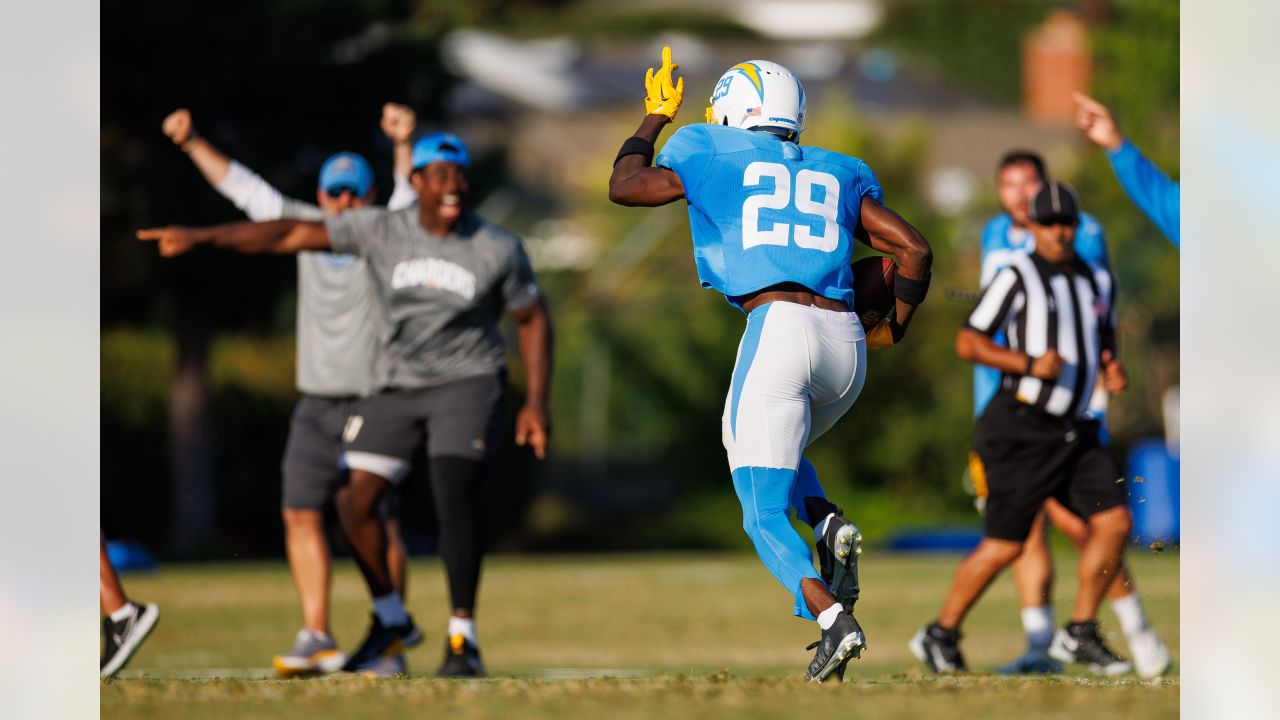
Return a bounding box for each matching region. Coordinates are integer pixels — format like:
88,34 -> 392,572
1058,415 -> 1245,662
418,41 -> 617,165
609,48 -> 933,682
1074,92 -> 1180,248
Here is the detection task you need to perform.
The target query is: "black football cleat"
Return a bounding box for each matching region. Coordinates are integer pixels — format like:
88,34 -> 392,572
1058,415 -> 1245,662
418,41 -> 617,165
816,511 -> 862,610
910,622 -> 968,673
805,610 -> 866,682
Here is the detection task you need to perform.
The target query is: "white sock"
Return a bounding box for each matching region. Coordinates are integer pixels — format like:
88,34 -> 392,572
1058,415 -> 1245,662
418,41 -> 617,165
817,603 -> 844,630
1110,593 -> 1148,637
372,592 -> 409,626
109,603 -> 136,623
1020,605 -> 1055,650
448,616 -> 477,644
814,512 -> 837,542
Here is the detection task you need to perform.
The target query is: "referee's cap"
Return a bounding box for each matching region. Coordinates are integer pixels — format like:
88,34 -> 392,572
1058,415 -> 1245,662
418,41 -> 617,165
1027,179 -> 1081,226
412,132 -> 470,171
318,152 -> 374,196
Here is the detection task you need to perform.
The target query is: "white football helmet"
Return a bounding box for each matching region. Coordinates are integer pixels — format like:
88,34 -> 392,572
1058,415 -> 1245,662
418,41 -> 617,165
705,60 -> 806,140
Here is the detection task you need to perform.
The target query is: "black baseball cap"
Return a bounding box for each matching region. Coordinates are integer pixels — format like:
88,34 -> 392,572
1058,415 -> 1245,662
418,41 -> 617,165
1027,180 -> 1081,226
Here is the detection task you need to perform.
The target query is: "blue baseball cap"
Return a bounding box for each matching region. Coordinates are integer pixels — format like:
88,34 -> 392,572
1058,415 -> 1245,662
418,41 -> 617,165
412,132 -> 470,170
318,152 -> 374,196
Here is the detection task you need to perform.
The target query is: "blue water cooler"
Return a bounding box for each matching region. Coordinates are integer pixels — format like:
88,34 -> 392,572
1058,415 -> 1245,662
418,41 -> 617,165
1124,439 -> 1180,545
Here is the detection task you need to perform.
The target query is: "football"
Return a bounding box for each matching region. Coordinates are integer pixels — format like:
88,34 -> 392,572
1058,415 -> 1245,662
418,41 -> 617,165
852,256 -> 896,328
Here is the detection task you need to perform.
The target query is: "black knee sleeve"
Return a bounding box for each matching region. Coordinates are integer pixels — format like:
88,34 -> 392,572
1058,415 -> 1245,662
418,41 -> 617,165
430,456 -> 487,611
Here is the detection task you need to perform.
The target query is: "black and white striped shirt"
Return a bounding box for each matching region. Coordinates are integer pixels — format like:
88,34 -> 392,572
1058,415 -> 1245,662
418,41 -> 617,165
966,252 -> 1117,419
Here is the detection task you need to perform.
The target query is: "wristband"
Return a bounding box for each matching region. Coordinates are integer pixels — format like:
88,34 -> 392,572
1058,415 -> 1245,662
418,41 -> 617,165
180,133 -> 201,154
1024,354 -> 1035,376
614,136 -> 655,167
894,271 -> 931,305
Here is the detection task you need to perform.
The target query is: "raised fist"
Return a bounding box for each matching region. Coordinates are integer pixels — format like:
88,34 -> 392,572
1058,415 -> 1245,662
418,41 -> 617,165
162,108 -> 195,146
381,103 -> 416,144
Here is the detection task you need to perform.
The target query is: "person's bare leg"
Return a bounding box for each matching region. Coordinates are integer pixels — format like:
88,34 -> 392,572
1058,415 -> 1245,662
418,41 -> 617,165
1070,506 -> 1132,622
1010,510 -> 1053,608
335,469 -> 393,597
801,577 -> 838,617
1044,498 -> 1135,600
938,538 -> 1024,629
100,533 -> 128,615
385,518 -> 408,600
282,508 -> 331,634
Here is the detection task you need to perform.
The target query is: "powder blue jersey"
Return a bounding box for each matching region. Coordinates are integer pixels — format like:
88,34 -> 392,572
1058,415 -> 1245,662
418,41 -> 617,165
656,124 -> 883,310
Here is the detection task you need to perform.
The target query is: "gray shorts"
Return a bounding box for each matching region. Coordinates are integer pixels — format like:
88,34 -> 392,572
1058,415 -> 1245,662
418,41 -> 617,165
282,394 -> 401,518
343,374 -> 506,482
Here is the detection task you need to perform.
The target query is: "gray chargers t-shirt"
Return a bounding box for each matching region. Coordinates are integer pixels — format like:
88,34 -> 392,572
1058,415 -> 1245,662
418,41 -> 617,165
326,207 -> 542,390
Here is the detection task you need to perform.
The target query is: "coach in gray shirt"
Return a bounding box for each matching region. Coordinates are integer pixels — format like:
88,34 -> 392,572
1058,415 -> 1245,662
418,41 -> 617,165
157,105 -> 417,677
139,132 -> 553,678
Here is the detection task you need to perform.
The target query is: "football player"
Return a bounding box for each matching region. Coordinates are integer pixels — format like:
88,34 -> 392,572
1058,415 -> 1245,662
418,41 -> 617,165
609,48 -> 932,681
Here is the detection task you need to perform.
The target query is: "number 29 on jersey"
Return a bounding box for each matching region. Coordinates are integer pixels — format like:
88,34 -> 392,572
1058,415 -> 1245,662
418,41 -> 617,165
741,161 -> 840,253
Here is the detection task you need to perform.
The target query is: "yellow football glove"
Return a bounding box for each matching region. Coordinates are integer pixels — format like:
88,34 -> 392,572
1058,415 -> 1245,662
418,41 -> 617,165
644,46 -> 684,120
866,319 -> 896,349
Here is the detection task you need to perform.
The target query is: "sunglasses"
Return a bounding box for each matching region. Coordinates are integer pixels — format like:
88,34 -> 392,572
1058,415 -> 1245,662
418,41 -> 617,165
325,185 -> 362,198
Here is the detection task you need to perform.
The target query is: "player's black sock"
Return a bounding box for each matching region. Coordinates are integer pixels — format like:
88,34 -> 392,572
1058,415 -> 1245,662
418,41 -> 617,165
803,496 -> 841,528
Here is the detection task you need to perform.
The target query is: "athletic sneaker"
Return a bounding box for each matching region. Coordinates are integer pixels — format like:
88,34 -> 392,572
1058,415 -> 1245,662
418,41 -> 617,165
272,629 -> 346,677
805,610 -> 866,682
1048,621 -> 1132,676
1126,625 -> 1172,679
909,622 -> 967,673
996,646 -> 1064,675
341,613 -> 423,673
100,602 -> 160,679
359,653 -> 409,678
816,512 -> 862,610
436,633 -> 486,678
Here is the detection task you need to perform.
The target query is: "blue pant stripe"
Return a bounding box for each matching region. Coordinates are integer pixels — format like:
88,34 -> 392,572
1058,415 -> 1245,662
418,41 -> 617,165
730,304 -> 771,439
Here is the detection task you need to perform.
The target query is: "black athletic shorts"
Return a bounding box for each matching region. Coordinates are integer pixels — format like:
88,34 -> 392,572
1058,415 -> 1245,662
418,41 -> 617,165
974,391 -> 1127,542
281,394 -> 400,520
342,374 -> 506,482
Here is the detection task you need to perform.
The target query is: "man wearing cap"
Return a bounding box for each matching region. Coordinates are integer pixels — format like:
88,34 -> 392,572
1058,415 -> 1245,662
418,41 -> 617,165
970,151 -> 1170,678
159,104 -> 418,676
911,181 -> 1136,676
140,130 -> 553,678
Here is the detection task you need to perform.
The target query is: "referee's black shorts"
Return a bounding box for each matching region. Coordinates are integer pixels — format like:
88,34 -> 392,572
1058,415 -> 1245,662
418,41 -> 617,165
974,391 -> 1127,542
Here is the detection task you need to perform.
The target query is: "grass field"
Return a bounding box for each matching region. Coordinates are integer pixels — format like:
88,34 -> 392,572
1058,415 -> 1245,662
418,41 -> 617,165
101,550 -> 1178,718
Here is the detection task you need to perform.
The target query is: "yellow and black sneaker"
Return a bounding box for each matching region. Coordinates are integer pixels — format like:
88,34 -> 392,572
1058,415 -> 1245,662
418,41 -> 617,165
272,629 -> 346,678
436,633 -> 486,678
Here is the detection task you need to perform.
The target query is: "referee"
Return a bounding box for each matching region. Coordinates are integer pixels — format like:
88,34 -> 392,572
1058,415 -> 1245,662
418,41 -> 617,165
912,181 -> 1134,675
